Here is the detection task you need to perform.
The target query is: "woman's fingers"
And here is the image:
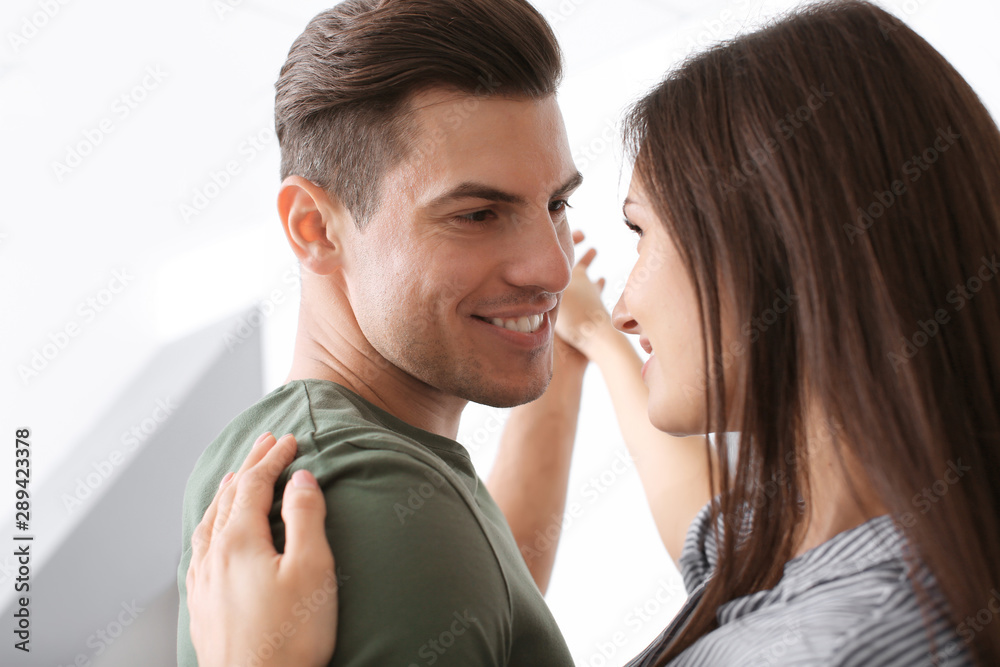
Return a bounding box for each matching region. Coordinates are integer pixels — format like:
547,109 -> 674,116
578,246 -> 597,269
213,433 -> 278,533
188,468 -> 237,602
226,434 -> 299,541
280,469 -> 334,574
186,434 -> 337,667
237,431 -> 278,474
190,431 -> 291,569
190,468 -> 238,568
188,482 -> 219,595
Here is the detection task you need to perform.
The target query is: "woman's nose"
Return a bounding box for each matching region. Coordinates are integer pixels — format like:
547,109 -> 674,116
612,291 -> 639,334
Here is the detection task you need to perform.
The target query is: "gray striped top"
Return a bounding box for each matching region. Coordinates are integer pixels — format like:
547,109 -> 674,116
625,499 -> 975,666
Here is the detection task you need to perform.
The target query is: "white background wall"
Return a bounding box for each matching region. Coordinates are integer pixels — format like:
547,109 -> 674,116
2,0 -> 998,665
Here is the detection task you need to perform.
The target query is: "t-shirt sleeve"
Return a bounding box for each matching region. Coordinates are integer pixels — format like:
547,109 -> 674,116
271,443 -> 512,667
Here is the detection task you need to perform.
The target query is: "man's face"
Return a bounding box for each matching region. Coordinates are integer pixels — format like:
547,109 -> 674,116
341,88 -> 581,408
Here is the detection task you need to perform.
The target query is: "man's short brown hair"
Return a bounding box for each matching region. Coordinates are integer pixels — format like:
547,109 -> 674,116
275,0 -> 563,228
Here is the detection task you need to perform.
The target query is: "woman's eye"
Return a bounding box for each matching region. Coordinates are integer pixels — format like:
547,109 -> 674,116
624,217 -> 643,237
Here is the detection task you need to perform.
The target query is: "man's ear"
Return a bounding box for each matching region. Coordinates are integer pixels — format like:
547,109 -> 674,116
277,175 -> 353,275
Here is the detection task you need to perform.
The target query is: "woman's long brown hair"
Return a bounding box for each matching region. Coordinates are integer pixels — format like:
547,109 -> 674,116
623,1 -> 1000,664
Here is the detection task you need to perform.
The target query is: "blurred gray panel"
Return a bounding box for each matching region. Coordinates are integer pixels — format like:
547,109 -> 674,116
1,310 -> 263,667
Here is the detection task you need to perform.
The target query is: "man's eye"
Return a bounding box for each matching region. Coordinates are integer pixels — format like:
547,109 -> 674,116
457,210 -> 494,225
549,199 -> 572,214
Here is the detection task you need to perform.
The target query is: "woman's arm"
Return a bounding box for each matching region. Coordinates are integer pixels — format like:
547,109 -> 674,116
587,327 -> 716,564
186,432 -> 337,667
486,335 -> 588,594
486,230 -> 590,595
554,249 -> 717,566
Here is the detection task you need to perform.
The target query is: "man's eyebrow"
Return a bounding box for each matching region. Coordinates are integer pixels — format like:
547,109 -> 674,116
426,171 -> 584,208
426,183 -> 528,208
556,171 -> 584,197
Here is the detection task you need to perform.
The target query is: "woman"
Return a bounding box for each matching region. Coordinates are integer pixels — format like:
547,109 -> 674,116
186,0 -> 1000,664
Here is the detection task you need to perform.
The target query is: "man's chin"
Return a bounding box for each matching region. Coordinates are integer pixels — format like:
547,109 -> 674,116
461,367 -> 553,408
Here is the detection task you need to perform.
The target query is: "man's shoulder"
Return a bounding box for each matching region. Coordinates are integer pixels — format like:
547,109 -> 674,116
286,379 -> 478,491
181,379 -> 475,537
177,382 -> 524,667
188,378 -> 465,483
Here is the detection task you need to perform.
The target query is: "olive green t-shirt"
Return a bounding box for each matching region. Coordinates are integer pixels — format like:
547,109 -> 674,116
176,379 -> 574,666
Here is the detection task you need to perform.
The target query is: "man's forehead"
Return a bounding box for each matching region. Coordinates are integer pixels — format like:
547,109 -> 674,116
395,88 -> 577,204
407,86 -> 484,113
403,86 -> 565,149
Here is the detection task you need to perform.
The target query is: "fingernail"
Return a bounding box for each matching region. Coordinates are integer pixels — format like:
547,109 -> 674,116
254,432 -> 272,447
219,471 -> 235,488
291,469 -> 318,488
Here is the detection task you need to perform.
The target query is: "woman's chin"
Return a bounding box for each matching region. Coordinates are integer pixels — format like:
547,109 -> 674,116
647,406 -> 702,437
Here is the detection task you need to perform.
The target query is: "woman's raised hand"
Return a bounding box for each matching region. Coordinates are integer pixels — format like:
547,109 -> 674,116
555,230 -> 615,360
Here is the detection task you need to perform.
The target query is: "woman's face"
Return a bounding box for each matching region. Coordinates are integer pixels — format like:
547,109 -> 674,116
612,173 -> 737,435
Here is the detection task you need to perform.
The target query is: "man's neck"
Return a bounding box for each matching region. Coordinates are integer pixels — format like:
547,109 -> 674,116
283,300 -> 467,442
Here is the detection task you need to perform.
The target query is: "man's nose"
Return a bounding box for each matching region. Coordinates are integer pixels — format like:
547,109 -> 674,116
505,211 -> 572,294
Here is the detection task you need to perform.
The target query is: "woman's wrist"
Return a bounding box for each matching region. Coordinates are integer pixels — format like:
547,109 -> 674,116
588,324 -> 639,370
553,335 -> 590,376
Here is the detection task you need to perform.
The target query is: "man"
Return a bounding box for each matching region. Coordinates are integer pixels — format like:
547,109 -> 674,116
176,0 -> 588,664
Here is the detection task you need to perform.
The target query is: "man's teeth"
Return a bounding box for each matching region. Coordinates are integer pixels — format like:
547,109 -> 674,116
487,314 -> 543,333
